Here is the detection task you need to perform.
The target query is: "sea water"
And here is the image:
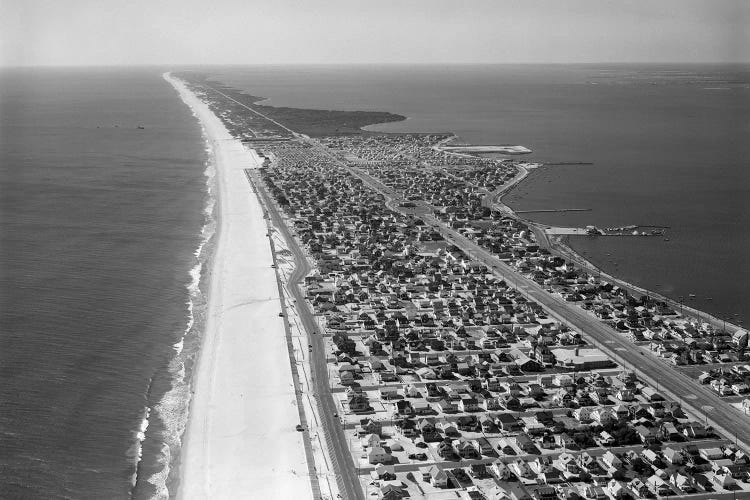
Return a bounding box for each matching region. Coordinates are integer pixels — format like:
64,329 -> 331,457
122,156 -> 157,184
0,68 -> 211,499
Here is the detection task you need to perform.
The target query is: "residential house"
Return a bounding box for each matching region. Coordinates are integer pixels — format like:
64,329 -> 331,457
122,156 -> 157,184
490,460 -> 511,480
711,469 -> 736,489
645,475 -> 671,497
459,394 -> 481,412
628,478 -> 649,498
531,486 -> 557,500
670,472 -> 695,493
700,447 -> 724,461
634,425 -> 658,445
454,440 -> 480,459
606,479 -> 630,499
602,451 -> 622,469
663,447 -> 684,465
420,465 -> 449,488
379,484 -> 408,500
513,434 -> 538,454
510,459 -> 534,480
495,413 -> 520,431
368,446 -> 392,464
683,422 -> 708,439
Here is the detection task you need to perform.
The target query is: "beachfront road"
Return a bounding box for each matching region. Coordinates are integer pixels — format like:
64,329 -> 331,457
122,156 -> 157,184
333,157 -> 750,455
248,170 -> 365,500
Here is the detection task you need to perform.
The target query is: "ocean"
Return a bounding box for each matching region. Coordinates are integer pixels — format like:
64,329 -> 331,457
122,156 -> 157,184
0,68 -> 212,499
212,64 -> 750,324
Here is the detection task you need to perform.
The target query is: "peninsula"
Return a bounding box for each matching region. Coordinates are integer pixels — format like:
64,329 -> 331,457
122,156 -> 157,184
171,71 -> 750,500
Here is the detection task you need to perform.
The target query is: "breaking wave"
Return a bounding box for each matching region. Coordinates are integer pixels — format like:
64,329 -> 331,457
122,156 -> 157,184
131,80 -> 218,499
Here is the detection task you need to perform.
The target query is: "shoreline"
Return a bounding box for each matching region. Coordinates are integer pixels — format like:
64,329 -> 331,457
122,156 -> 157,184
163,73 -> 312,500
502,168 -> 743,334
550,233 -> 737,331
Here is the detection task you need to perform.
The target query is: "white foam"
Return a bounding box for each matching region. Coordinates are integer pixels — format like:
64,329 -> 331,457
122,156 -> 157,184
163,72 -> 312,500
136,408 -> 151,447
130,72 -> 221,500
172,339 -> 184,356
127,405 -> 153,489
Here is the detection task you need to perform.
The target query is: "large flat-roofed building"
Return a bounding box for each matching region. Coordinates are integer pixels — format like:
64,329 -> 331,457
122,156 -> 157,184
551,347 -> 615,370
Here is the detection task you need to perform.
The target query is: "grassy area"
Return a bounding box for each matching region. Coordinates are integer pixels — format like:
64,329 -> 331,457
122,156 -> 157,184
180,72 -> 406,137
251,104 -> 406,137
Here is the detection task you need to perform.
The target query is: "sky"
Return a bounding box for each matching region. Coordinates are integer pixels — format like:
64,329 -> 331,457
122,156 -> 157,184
1,0 -> 748,67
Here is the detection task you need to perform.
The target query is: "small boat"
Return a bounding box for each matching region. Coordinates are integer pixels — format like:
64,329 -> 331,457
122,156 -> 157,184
689,294 -> 696,298
663,238 -> 670,241
137,125 -> 145,129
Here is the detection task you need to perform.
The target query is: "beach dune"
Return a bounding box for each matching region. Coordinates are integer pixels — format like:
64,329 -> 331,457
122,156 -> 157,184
164,73 -> 312,500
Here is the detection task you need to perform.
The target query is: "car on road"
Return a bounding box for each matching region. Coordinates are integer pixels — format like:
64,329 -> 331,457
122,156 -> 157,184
415,441 -> 428,448
408,453 -> 428,461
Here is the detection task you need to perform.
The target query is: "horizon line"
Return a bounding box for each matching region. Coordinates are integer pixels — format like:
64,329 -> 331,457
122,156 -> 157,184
3,61 -> 750,70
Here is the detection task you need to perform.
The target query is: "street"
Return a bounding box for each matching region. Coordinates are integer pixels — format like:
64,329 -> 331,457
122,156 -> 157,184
248,170 -> 365,500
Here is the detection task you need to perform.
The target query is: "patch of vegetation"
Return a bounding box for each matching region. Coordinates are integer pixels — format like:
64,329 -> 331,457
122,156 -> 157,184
178,72 -> 406,137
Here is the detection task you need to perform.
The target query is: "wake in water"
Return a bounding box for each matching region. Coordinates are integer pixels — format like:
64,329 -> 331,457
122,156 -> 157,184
131,101 -> 218,499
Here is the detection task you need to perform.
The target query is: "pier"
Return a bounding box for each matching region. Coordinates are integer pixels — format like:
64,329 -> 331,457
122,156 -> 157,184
516,208 -> 592,214
542,161 -> 594,166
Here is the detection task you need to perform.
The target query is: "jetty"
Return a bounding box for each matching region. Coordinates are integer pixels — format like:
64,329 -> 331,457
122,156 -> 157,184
542,161 -> 594,166
438,144 -> 532,155
516,208 -> 592,214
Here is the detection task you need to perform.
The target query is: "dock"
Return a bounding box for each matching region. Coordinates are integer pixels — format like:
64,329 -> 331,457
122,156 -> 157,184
516,208 -> 592,214
542,161 -> 594,166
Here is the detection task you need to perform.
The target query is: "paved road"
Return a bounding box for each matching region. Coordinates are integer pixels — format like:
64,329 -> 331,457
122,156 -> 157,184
335,159 -> 750,456
205,84 -> 300,137
262,200 -> 323,500
248,170 -> 365,500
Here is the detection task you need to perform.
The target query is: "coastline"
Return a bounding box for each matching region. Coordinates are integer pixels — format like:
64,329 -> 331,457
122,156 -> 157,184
166,69 -> 745,498
501,170 -> 743,335
548,233 -> 738,332
163,73 -> 312,500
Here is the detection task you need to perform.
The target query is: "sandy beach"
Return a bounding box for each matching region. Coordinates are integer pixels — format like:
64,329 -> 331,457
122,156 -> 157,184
164,73 -> 312,500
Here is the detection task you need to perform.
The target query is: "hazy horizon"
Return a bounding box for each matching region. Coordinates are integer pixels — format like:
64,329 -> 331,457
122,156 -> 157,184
2,0 -> 748,67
